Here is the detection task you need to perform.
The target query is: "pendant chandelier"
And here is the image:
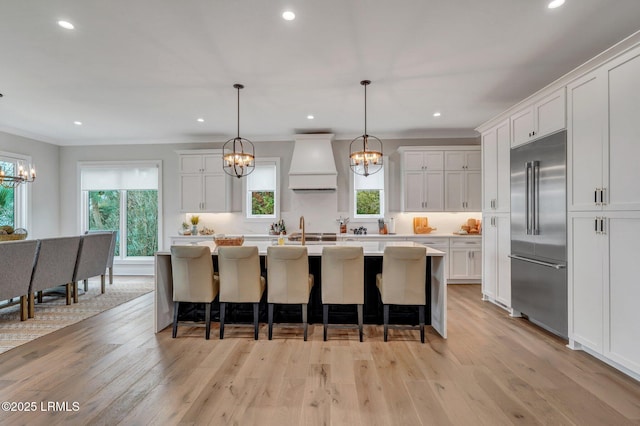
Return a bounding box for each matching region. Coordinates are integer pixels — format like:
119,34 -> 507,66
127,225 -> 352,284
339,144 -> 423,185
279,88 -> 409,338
349,80 -> 383,177
0,161 -> 36,189
223,83 -> 255,178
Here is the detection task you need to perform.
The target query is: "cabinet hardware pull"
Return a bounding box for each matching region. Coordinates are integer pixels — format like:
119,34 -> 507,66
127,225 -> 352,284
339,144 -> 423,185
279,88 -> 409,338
600,218 -> 605,234
600,188 -> 605,205
595,218 -> 598,233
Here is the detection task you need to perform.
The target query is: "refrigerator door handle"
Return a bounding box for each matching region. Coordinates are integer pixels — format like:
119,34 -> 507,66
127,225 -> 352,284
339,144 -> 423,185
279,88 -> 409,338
508,254 -> 566,270
532,161 -> 540,235
525,161 -> 532,235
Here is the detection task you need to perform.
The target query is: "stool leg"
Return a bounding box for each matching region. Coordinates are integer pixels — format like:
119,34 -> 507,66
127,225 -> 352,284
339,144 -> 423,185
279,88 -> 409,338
302,303 -> 308,341
357,304 -> 364,342
419,305 -> 425,344
268,303 -> 274,340
383,304 -> 389,342
253,303 -> 259,340
84,279 -> 88,292
172,302 -> 179,338
219,302 -> 226,339
323,304 -> 329,341
205,302 -> 212,340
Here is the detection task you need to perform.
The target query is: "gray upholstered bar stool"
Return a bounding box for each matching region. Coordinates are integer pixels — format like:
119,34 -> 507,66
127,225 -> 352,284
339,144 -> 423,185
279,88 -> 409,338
217,246 -> 265,340
376,245 -> 427,343
266,246 -> 314,341
170,245 -> 219,339
321,246 -> 364,342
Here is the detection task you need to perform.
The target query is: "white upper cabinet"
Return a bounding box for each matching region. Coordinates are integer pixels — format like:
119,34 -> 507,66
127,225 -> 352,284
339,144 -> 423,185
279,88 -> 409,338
403,151 -> 444,171
482,120 -> 510,212
511,88 -> 566,148
177,150 -> 228,213
568,46 -> 640,212
444,150 -> 481,171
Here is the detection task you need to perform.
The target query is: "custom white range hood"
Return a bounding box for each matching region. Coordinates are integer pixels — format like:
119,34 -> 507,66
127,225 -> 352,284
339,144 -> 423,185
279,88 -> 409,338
288,134 -> 337,190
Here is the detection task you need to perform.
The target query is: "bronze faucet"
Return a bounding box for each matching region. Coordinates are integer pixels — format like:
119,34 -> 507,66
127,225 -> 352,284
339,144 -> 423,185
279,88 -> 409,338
299,216 -> 305,246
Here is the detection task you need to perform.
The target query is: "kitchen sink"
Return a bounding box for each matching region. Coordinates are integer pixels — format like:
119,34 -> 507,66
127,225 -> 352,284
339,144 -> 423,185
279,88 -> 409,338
287,232 -> 337,242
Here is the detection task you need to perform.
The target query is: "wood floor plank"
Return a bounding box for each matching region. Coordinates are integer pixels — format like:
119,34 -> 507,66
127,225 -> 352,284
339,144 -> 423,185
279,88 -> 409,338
1,281 -> 640,425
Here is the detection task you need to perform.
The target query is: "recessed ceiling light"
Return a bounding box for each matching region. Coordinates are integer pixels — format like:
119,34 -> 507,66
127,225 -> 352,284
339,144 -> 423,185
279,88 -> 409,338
548,0 -> 565,9
74,121 -> 82,126
197,118 -> 205,122
282,11 -> 295,21
58,20 -> 75,30
307,115 -> 314,120
433,112 -> 441,117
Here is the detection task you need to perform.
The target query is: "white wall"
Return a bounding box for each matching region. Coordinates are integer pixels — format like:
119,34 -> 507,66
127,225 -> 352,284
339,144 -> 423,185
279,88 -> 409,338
0,131 -> 60,238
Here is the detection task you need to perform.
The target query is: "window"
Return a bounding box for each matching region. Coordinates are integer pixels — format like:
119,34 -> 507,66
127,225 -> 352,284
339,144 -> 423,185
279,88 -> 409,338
0,153 -> 30,230
352,163 -> 385,219
80,162 -> 161,260
245,158 -> 279,219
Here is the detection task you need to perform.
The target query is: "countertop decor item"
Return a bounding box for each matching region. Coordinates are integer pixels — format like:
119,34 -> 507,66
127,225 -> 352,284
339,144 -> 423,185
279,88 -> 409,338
413,217 -> 435,234
349,80 -> 383,177
214,235 -> 244,246
0,227 -> 27,241
222,83 -> 255,179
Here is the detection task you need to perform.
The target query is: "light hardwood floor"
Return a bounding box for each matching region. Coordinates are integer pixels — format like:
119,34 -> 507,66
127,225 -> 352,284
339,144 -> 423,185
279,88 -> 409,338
1,282 -> 639,425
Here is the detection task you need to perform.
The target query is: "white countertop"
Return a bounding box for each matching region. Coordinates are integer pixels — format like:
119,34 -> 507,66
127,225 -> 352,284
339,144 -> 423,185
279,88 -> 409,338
171,233 -> 481,239
158,240 -> 446,257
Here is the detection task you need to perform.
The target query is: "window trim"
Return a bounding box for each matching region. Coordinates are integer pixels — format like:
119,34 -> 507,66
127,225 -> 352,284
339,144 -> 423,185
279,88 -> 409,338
0,151 -> 32,230
78,160 -> 163,263
243,157 -> 280,222
349,156 -> 388,221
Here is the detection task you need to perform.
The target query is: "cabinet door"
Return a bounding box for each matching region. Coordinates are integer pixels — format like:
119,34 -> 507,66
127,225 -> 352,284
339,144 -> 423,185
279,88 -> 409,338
606,51 -> 640,211
449,249 -> 470,279
482,215 -> 497,299
567,71 -> 605,212
404,171 -> 425,211
495,214 -> 511,306
180,174 -> 204,212
403,152 -> 425,171
482,130 -> 498,211
570,215 -> 603,352
445,171 -> 464,211
496,121 -> 511,212
511,107 -> 534,148
469,249 -> 482,278
465,171 -> 482,211
606,214 -> 640,373
444,151 -> 466,170
465,151 -> 482,171
203,155 -> 220,174
424,171 -> 444,211
424,152 -> 444,170
180,155 -> 203,174
535,88 -> 566,139
203,174 -> 226,212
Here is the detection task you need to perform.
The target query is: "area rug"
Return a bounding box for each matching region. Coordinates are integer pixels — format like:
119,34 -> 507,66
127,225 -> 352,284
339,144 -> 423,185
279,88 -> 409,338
0,276 -> 154,354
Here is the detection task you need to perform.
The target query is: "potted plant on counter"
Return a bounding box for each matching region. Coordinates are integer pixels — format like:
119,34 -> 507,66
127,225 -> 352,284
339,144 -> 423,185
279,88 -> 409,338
190,215 -> 200,235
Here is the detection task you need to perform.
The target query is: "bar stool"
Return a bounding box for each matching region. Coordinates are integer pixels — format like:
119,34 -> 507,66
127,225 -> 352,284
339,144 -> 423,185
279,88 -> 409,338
266,246 -> 314,340
217,246 -> 265,340
376,246 -> 427,343
321,246 -> 364,341
170,245 -> 220,339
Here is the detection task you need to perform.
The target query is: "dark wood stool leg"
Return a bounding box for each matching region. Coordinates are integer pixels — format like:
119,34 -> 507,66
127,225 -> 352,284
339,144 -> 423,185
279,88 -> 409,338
84,279 -> 88,292
73,282 -> 79,303
219,302 -> 226,339
357,304 -> 364,342
101,275 -> 106,294
65,283 -> 71,305
268,303 -> 274,340
323,304 -> 329,341
253,303 -> 259,340
172,301 -> 179,338
205,302 -> 211,340
28,292 -> 35,319
302,303 -> 308,341
383,304 -> 389,342
37,291 -> 43,303
419,305 -> 425,344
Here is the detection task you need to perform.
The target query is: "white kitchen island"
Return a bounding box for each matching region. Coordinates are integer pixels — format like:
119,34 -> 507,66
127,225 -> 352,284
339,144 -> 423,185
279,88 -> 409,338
154,241 -> 447,338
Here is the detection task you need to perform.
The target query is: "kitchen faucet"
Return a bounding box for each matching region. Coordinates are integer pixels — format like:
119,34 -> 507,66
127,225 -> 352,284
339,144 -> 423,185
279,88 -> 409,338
299,216 -> 305,246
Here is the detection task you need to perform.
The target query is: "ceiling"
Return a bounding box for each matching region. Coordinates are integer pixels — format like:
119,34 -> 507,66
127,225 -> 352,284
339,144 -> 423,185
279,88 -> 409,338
1,1 -> 639,146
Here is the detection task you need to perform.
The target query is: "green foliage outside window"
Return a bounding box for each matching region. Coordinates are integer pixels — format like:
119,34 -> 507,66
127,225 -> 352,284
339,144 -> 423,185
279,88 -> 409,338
356,190 -> 381,215
0,187 -> 14,227
251,191 -> 274,215
88,189 -> 158,257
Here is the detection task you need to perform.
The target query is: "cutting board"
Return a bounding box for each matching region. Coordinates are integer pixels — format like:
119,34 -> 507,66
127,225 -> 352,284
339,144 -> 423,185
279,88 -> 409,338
413,217 -> 435,234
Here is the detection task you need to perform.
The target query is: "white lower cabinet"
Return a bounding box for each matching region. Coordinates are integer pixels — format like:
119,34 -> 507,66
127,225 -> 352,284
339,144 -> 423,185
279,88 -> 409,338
569,211 -> 640,375
448,238 -> 481,281
482,213 -> 511,308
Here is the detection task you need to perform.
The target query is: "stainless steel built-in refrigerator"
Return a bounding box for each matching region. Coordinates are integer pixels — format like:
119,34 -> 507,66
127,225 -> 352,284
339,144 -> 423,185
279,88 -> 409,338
510,130 -> 567,338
